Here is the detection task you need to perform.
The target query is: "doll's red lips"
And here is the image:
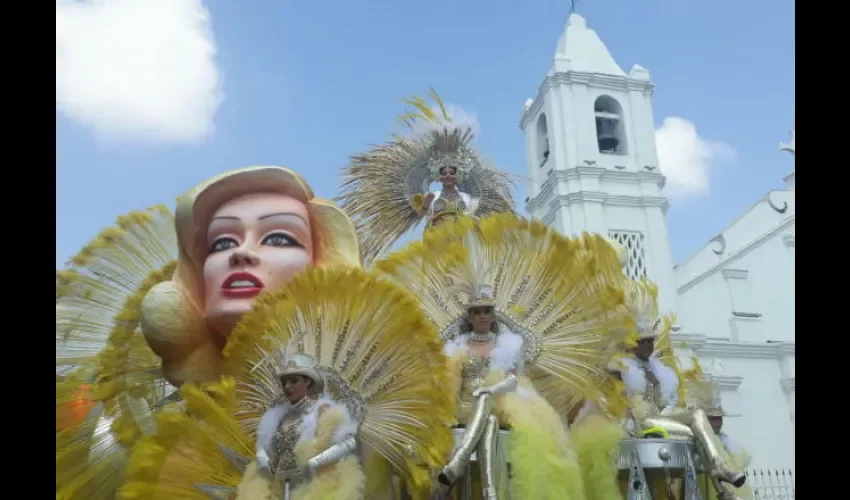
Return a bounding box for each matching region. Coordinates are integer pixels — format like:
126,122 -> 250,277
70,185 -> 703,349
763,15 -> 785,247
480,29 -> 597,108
221,272 -> 264,297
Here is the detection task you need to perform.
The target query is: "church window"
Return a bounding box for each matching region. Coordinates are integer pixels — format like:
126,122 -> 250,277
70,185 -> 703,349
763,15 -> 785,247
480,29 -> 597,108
721,269 -> 760,318
608,230 -> 647,280
536,113 -> 550,167
594,96 -> 627,155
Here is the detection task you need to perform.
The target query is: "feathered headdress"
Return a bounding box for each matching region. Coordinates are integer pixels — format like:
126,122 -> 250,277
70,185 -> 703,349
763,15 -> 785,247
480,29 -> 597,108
396,89 -> 484,183
373,213 -> 632,413
337,89 -> 515,265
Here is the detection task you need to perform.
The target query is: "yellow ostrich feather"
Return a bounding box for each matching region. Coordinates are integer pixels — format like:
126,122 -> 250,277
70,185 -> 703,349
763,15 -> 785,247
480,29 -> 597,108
397,87 -> 451,128
373,213 -> 631,416
57,205 -> 179,499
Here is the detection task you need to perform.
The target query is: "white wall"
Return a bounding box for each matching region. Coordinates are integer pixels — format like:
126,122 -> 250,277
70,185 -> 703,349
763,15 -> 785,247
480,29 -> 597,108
676,190 -> 795,343
674,339 -> 795,470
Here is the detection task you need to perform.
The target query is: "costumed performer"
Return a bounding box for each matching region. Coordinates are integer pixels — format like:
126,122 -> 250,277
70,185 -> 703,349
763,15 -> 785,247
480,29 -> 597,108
683,368 -> 753,500
609,281 -> 747,500
337,88 -> 514,265
119,266 -> 454,500
373,213 -> 631,500
56,166 -> 361,499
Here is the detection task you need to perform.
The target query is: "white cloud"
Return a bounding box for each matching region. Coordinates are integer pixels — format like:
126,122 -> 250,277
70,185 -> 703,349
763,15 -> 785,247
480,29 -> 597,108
655,117 -> 736,200
56,0 -> 224,144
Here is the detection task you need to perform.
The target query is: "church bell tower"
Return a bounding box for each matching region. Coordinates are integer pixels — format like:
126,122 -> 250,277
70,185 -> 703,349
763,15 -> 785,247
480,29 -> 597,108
520,13 -> 677,313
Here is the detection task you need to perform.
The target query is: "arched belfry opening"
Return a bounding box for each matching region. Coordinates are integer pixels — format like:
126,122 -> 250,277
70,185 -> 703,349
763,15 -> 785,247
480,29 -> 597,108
594,95 -> 627,154
536,113 -> 550,166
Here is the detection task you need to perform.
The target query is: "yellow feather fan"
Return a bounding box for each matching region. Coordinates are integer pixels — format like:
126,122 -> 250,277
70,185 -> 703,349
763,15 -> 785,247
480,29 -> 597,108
121,266 -> 454,498
120,379 -> 250,500
373,213 -> 632,415
57,205 -> 179,499
337,89 -> 514,266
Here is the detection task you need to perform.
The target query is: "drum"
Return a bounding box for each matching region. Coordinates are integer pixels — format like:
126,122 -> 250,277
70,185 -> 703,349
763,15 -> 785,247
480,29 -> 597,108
617,438 -> 710,500
448,427 -> 512,500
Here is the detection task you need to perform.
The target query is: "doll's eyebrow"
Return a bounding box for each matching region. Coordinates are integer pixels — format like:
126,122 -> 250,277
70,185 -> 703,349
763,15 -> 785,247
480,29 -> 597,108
210,213 -> 308,225
258,212 -> 308,225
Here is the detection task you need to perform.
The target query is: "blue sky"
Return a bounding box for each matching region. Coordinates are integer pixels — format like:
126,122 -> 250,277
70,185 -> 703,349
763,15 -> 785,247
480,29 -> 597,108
56,0 -> 795,270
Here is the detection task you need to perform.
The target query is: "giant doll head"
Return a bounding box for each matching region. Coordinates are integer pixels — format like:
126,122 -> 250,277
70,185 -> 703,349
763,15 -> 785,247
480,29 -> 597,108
140,166 -> 361,386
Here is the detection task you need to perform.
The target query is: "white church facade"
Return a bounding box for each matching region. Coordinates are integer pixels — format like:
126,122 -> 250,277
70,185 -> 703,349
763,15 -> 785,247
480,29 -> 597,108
519,14 -> 795,474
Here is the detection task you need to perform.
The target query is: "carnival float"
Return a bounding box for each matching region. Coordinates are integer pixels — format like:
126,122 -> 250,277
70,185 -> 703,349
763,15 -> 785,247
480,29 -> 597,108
56,90 -> 751,500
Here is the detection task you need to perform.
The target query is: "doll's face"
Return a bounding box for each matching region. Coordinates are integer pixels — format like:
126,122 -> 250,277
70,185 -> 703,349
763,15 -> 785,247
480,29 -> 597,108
203,192 -> 314,338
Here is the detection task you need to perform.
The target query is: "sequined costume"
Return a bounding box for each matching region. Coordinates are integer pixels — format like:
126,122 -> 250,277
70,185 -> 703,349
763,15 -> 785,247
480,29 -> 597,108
373,214 -> 632,500
338,89 -> 514,265
427,189 -> 476,229
456,352 -> 492,424
267,397 -> 319,488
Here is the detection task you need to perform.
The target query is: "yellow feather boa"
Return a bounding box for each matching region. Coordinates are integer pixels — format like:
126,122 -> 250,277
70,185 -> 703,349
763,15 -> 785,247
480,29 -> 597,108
235,405 -> 366,500
444,348 -> 586,499
490,370 -> 587,500
571,413 -> 625,500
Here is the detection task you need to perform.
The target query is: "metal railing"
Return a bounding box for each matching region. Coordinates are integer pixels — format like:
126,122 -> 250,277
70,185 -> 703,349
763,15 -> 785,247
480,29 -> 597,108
747,469 -> 795,500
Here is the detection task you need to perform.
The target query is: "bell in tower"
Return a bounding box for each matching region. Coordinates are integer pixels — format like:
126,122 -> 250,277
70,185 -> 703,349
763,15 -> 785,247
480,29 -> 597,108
596,116 -> 620,152
594,95 -> 627,154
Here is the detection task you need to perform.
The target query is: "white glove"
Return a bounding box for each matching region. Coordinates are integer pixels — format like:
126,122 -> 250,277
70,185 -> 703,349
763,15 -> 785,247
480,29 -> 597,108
472,387 -> 490,398
301,463 -> 315,481
472,374 -> 518,398
256,449 -> 272,478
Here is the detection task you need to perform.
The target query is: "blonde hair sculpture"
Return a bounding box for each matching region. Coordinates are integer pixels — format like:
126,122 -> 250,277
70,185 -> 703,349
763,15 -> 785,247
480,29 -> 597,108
140,166 -> 361,387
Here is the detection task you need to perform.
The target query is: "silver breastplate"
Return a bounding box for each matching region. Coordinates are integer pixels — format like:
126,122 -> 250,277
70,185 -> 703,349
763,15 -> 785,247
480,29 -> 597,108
433,192 -> 466,213
270,398 -> 317,484
637,359 -> 663,415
